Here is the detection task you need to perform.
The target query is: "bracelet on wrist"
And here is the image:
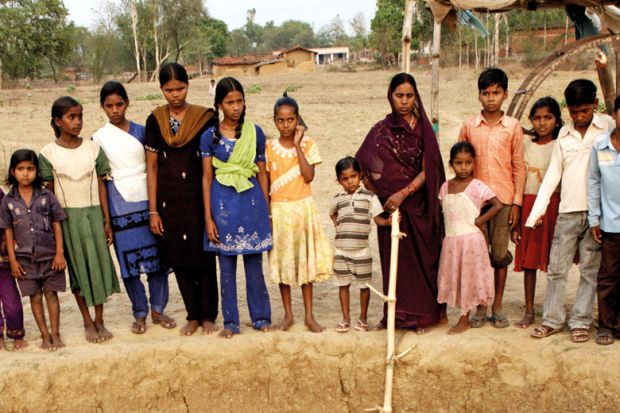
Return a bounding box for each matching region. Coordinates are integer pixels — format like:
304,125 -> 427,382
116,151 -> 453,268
148,211 -> 159,215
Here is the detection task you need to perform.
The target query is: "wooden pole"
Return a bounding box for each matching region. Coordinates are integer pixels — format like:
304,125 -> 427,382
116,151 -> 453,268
493,13 -> 500,66
595,52 -> 615,114
431,17 -> 442,132
402,0 -> 415,73
366,209 -> 410,413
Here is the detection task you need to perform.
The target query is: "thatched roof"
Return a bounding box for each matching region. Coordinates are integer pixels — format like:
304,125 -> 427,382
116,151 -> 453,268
426,0 -> 620,12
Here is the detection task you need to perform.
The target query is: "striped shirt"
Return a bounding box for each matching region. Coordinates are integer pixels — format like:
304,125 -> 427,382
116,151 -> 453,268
330,186 -> 383,250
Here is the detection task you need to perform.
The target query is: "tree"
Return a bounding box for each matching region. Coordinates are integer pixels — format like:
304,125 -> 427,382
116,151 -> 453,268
262,20 -> 315,51
244,8 -> 263,52
186,16 -> 228,73
349,12 -> 368,50
0,0 -> 76,82
317,15 -> 350,46
159,0 -> 206,62
369,0 -> 405,62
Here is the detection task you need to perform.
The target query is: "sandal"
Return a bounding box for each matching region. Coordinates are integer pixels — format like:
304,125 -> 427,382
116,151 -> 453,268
354,320 -> 368,332
570,328 -> 590,343
470,314 -> 486,328
531,324 -> 563,338
152,313 -> 177,329
596,329 -> 614,345
489,313 -> 509,329
131,317 -> 147,334
336,321 -> 350,333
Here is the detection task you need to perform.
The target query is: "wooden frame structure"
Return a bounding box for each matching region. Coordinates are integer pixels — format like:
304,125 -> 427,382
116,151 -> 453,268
422,0 -> 620,133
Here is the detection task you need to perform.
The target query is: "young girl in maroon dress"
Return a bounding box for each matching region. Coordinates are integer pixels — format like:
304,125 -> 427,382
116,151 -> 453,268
437,142 -> 503,334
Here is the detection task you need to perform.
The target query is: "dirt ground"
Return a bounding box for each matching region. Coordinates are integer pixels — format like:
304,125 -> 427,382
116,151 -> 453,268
1,66 -> 620,412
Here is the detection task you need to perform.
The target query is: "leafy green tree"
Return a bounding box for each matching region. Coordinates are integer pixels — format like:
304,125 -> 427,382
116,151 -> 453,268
369,0 -> 405,60
317,15 -> 350,46
0,0 -> 75,82
262,20 -> 315,50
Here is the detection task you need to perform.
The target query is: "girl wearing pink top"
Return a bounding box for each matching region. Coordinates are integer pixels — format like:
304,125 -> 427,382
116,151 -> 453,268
437,142 -> 503,334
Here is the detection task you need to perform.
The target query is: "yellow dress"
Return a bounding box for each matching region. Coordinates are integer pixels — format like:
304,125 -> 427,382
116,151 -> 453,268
266,137 -> 332,286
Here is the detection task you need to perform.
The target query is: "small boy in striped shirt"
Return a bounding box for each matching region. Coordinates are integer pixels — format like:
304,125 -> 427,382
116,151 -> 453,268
330,156 -> 391,333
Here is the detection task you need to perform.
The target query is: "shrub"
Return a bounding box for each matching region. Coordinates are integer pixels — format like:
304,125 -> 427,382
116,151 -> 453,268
136,93 -> 163,101
247,84 -> 262,94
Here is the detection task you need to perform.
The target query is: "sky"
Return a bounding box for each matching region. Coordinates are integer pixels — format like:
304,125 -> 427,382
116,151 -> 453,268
64,0 -> 377,33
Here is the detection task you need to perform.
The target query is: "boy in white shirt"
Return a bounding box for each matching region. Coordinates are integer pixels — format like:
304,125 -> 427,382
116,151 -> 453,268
528,79 -> 614,343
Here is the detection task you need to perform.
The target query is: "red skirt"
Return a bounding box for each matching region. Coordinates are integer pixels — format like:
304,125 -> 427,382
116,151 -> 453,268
514,192 -> 560,272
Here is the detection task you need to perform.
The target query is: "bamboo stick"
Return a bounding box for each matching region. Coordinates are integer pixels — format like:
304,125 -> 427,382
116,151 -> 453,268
431,18 -> 442,134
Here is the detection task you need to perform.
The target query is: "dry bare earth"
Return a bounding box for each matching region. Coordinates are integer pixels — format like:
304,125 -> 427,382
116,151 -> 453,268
1,67 -> 619,412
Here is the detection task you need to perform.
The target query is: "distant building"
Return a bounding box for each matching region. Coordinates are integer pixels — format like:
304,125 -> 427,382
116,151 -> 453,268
310,47 -> 350,65
213,46 -> 317,77
212,55 -> 274,77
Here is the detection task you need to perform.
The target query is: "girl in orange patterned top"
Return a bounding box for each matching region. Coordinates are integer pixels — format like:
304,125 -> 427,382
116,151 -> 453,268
266,94 -> 332,332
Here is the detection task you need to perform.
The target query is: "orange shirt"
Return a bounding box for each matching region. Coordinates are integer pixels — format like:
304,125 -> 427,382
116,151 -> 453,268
459,113 -> 526,206
266,137 -> 321,202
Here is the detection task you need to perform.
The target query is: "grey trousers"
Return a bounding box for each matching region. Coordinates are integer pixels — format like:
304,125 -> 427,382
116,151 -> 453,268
542,212 -> 601,330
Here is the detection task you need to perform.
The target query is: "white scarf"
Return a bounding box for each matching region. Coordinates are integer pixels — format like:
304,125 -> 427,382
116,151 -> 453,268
92,122 -> 148,203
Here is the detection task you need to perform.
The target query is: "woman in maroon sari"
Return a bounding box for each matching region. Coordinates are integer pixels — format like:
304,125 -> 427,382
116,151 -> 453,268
356,72 -> 445,331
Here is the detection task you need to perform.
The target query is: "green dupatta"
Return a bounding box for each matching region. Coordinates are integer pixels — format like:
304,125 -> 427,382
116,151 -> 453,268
212,121 -> 259,192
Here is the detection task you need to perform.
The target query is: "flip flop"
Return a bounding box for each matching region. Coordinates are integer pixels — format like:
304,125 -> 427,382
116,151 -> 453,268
570,328 -> 590,343
131,318 -> 147,334
152,314 -> 177,329
489,313 -> 510,329
354,320 -> 368,332
531,324 -> 563,338
336,321 -> 350,333
470,314 -> 486,328
596,330 -> 614,345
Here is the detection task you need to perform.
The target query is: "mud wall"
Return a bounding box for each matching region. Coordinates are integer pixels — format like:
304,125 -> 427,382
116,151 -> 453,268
1,331 -> 619,413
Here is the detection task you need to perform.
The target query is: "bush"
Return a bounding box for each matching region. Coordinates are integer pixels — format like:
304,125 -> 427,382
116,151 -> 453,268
247,84 -> 262,94
66,84 -> 76,93
136,93 -> 163,101
285,84 -> 299,93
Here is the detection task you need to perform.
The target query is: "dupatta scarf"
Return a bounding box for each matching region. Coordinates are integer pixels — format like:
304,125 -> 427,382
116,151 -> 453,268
355,76 -> 445,229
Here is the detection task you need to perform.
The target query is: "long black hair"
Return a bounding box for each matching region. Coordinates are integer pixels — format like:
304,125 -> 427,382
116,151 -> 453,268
529,96 -> 563,141
213,77 -> 245,141
100,80 -> 129,105
5,149 -> 43,188
50,96 -> 81,138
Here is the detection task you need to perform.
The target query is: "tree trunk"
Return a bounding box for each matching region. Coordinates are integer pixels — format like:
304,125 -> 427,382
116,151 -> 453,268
130,0 -> 142,81
564,15 -> 569,46
401,0 -> 415,74
153,1 -> 161,82
543,10 -> 547,52
458,25 -> 462,69
504,13 -> 510,58
466,41 -> 470,68
475,33 -> 479,69
493,14 -> 500,66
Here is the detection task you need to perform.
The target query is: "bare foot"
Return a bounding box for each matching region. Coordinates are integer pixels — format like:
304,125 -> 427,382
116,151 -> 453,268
13,338 -> 28,350
305,318 -> 324,333
218,328 -> 235,339
180,320 -> 200,336
201,320 -> 217,334
51,334 -> 65,349
439,308 -> 448,324
370,322 -> 385,331
41,335 -> 54,350
514,313 -> 535,329
448,315 -> 470,334
84,324 -> 101,343
415,328 -> 427,335
0,336 -> 5,350
96,323 -> 113,341
279,316 -> 294,331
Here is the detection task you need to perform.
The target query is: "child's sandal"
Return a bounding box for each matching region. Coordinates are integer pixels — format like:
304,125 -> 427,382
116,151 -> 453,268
354,320 -> 368,332
336,321 -> 350,333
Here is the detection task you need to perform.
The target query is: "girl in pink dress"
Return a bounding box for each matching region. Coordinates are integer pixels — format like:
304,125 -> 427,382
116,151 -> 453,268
437,141 -> 503,334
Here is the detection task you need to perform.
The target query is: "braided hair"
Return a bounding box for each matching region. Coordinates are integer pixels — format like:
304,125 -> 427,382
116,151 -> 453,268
213,77 -> 245,143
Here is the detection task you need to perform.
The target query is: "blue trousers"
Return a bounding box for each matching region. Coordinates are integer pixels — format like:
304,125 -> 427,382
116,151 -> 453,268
122,269 -> 170,319
219,253 -> 271,333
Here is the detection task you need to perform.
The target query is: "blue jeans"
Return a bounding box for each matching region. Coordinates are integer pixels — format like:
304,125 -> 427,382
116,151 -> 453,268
122,269 -> 170,319
219,253 -> 271,333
